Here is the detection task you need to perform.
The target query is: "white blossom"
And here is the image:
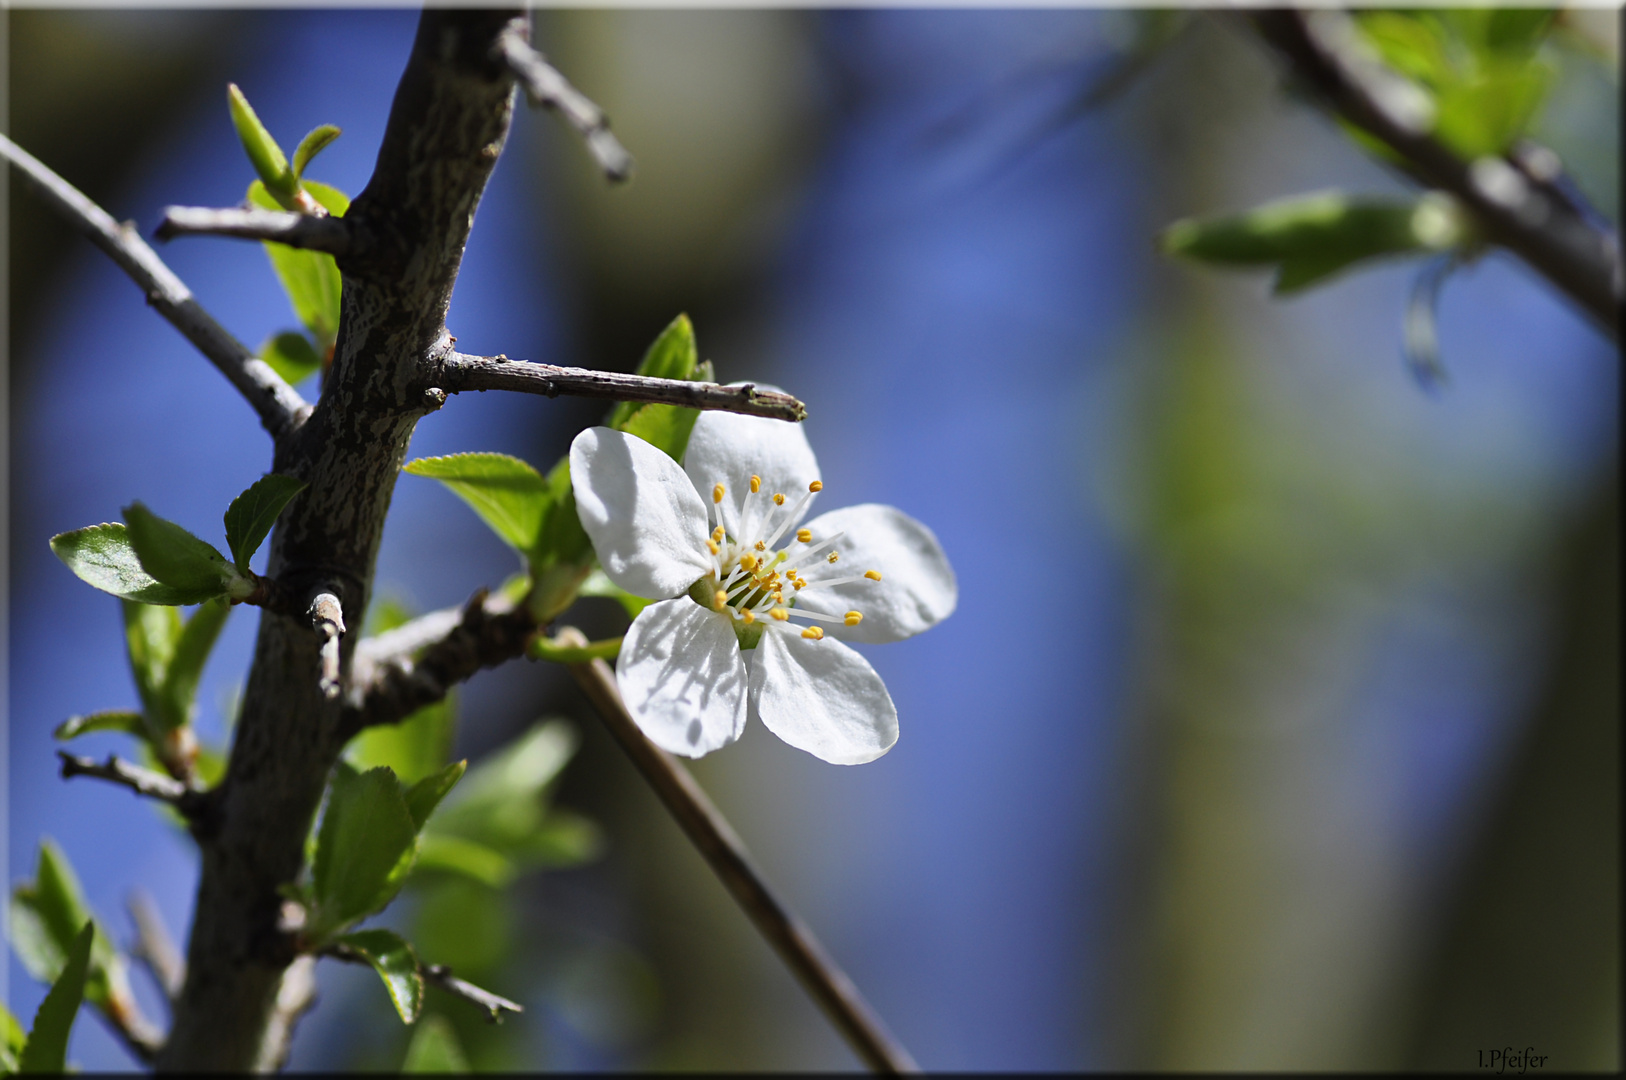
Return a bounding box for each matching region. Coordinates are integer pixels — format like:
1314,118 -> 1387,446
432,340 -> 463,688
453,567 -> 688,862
570,409 -> 956,764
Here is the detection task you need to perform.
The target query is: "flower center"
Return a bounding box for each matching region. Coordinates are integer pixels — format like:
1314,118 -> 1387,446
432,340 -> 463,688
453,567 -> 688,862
689,472 -> 881,646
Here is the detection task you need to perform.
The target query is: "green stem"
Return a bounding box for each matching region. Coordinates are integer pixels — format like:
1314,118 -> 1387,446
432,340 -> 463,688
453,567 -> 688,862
528,634 -> 622,664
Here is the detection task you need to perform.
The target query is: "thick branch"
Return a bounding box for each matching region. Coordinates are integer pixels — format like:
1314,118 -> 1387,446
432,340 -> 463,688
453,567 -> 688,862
495,23 -> 632,182
57,751 -> 205,818
1248,10 -> 1621,337
0,134 -> 309,438
441,351 -> 808,422
155,206 -> 353,255
561,633 -> 919,1074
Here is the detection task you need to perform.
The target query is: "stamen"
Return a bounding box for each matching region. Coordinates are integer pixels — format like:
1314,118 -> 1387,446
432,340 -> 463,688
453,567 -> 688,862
845,611 -> 863,626
796,529 -> 812,543
773,493 -> 786,506
802,626 -> 824,640
713,526 -> 725,543
741,609 -> 756,625
714,589 -> 728,609
793,578 -> 806,590
770,608 -> 790,621
827,552 -> 839,563
865,570 -> 883,581
755,541 -> 766,551
739,553 -> 758,572
706,540 -> 719,554
750,475 -> 761,493
713,483 -> 725,504
809,480 -> 823,492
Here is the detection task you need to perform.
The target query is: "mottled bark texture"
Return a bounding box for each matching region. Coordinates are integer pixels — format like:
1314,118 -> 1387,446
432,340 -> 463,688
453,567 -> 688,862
157,11 -> 524,1070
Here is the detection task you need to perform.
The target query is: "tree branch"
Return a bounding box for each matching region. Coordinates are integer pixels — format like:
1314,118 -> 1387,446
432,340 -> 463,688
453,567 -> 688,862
424,964 -> 525,1022
1246,9 -> 1621,338
57,751 -> 205,818
441,351 -> 808,422
495,23 -> 632,182
155,205 -> 353,255
128,889 -> 187,1003
558,630 -> 919,1074
341,588 -> 539,740
308,588 -> 347,700
0,133 -> 310,438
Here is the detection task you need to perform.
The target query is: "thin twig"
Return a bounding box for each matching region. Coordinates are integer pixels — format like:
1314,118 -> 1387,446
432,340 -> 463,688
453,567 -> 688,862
0,133 -> 309,438
1246,9 -> 1621,337
256,957 -> 318,1073
424,964 -> 524,1022
496,24 -> 632,181
98,990 -> 165,1065
127,889 -> 186,1003
308,589 -> 347,700
559,629 -> 919,1074
322,945 -> 522,1022
155,205 -> 353,255
57,751 -> 204,817
441,351 -> 807,422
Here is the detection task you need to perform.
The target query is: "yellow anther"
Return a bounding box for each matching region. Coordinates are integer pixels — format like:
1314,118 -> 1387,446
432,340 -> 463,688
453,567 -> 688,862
739,553 -> 758,572
741,609 -> 756,625
827,552 -> 839,564
865,569 -> 883,581
770,607 -> 790,621
714,589 -> 728,609
706,540 -> 719,554
713,483 -> 725,504
796,528 -> 813,543
794,577 -> 807,590
755,540 -> 766,551
750,475 -> 761,493
773,493 -> 786,506
845,611 -> 863,626
713,526 -> 725,543
802,626 -> 824,640
809,480 -> 823,492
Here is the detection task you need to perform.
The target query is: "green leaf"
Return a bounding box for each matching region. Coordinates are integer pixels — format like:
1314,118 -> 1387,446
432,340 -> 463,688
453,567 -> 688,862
259,331 -> 323,386
404,760 -> 467,831
223,473 -> 307,572
121,503 -> 231,603
402,453 -> 551,554
1,1001 -> 25,1074
512,808 -> 603,869
617,400 -> 703,466
1159,191 -> 1471,295
10,842 -> 124,1012
333,929 -> 423,1024
424,722 -> 591,870
527,457 -> 596,621
402,1014 -> 471,1073
248,180 -> 345,345
577,568 -> 653,619
228,83 -> 294,202
413,834 -> 515,888
1433,60 -> 1553,159
52,710 -> 146,742
310,766 -> 420,939
17,923 -> 93,1075
50,524 -> 200,605
161,598 -> 232,731
348,697 -> 455,787
606,313 -> 698,430
121,600 -> 180,725
291,124 -> 341,179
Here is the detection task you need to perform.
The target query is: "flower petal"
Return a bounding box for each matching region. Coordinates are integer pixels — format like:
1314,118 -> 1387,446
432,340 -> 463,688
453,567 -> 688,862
791,504 -> 956,644
749,626 -> 898,764
617,599 -> 748,758
684,403 -> 821,538
571,427 -> 712,599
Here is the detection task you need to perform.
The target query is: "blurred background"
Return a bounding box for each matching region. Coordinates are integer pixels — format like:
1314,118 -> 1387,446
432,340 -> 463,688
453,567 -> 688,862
5,8 -> 1618,1072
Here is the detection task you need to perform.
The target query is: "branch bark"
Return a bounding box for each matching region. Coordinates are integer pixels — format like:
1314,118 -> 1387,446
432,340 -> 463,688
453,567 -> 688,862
441,351 -> 808,421
496,23 -> 633,181
157,11 -> 527,1069
1247,9 -> 1621,338
57,751 -> 205,817
0,134 -> 310,439
155,205 -> 353,254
